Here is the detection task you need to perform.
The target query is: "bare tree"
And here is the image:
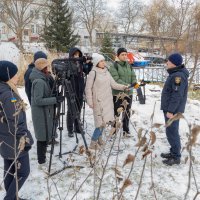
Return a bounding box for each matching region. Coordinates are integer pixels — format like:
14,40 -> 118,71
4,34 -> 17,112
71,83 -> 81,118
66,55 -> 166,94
0,0 -> 47,51
186,2 -> 200,88
95,14 -> 118,33
117,0 -> 143,46
71,0 -> 106,47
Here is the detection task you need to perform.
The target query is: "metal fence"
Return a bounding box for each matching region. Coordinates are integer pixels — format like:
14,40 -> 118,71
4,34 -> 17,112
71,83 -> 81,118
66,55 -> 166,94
133,66 -> 200,84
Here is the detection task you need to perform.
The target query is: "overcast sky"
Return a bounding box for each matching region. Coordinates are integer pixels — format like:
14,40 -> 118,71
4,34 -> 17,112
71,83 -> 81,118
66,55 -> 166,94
107,0 -> 120,8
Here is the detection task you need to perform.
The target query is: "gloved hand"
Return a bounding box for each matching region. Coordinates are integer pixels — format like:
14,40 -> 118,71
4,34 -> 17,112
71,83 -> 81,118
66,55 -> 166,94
131,82 -> 140,89
56,96 -> 65,103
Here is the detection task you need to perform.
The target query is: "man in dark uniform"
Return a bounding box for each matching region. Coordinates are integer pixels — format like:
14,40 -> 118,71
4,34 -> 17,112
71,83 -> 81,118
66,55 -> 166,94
161,53 -> 189,166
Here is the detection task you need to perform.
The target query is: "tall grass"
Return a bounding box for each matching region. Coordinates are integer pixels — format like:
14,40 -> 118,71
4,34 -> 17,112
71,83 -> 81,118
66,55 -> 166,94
17,52 -> 60,86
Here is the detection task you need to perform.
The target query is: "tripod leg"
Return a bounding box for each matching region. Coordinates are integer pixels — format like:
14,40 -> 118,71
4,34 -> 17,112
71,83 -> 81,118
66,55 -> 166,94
82,99 -> 86,129
64,79 -> 88,150
48,120 -> 57,174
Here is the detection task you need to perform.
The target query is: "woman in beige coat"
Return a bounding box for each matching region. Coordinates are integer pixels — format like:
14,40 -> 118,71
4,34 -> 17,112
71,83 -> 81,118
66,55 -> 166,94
85,54 -> 128,149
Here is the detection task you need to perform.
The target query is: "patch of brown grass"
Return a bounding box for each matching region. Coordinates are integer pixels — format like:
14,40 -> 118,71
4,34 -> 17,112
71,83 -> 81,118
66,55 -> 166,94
17,52 -> 60,86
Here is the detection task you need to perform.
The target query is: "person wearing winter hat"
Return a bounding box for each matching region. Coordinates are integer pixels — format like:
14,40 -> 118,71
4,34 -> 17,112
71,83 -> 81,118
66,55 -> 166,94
109,47 -> 137,137
0,61 -> 34,199
161,52 -> 189,166
29,58 -> 64,170
24,51 -> 48,104
66,47 -> 93,138
85,53 -> 128,150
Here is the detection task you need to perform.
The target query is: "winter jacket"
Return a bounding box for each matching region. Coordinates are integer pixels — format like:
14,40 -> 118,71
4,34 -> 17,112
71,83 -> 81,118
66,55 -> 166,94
68,47 -> 93,101
161,64 -> 189,114
85,66 -> 126,128
109,61 -> 137,95
24,63 -> 35,104
29,68 -> 57,142
0,82 -> 34,159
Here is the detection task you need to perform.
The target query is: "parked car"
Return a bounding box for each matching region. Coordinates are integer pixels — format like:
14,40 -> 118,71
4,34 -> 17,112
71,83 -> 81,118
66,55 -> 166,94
144,55 -> 167,64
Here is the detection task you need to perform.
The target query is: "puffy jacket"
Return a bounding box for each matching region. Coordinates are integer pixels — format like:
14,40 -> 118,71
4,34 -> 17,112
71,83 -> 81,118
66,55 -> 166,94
0,82 -> 34,159
85,67 -> 126,127
161,64 -> 189,114
109,61 -> 137,95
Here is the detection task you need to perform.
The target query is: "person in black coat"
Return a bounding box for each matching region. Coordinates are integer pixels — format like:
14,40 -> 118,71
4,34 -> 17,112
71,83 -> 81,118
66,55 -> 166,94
160,53 -> 189,166
0,61 -> 34,200
67,47 -> 92,137
24,51 -> 47,104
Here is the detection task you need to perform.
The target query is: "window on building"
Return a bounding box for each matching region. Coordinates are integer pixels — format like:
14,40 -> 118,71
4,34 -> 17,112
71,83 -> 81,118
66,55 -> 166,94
30,10 -> 34,18
36,25 -> 41,34
35,10 -> 39,19
31,25 -> 35,33
24,29 -> 29,36
2,26 -> 6,34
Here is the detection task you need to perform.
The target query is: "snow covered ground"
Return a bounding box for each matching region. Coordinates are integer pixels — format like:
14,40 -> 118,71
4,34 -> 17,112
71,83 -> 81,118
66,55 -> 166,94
0,84 -> 200,200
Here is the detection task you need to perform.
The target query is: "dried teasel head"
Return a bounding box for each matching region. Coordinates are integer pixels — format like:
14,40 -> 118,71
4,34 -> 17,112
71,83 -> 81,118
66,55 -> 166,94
135,136 -> 147,147
18,136 -> 26,152
123,154 -> 135,167
142,149 -> 152,159
121,100 -> 129,111
137,128 -> 143,140
150,131 -> 156,146
110,127 -> 116,136
117,107 -> 124,114
166,113 -> 184,127
79,145 -> 85,155
120,179 -> 132,193
152,123 -> 163,129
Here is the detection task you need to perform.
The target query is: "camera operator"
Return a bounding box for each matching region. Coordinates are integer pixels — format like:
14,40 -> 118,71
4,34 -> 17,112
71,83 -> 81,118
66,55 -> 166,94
30,58 -> 64,170
66,47 -> 92,137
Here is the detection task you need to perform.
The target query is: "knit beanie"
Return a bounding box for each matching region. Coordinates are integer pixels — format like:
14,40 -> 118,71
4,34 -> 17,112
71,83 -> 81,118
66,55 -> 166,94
92,53 -> 105,67
168,53 -> 183,66
0,61 -> 18,82
117,48 -> 127,56
35,58 -> 50,71
34,51 -> 47,62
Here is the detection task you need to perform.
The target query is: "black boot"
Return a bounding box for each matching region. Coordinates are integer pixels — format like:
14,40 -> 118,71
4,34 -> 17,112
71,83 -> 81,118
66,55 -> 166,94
162,157 -> 181,166
160,152 -> 173,159
68,131 -> 74,138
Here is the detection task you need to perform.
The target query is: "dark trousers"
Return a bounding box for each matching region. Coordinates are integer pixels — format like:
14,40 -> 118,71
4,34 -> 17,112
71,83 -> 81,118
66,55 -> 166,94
67,98 -> 83,132
113,95 -> 133,132
4,153 -> 30,200
164,112 -> 181,159
37,141 -> 47,164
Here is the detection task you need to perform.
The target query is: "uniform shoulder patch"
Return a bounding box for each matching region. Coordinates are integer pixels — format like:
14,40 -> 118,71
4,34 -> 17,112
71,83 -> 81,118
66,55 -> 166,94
175,77 -> 181,85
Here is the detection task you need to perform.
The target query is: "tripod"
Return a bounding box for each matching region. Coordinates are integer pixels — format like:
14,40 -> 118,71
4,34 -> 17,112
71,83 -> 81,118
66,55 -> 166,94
48,69 -> 88,175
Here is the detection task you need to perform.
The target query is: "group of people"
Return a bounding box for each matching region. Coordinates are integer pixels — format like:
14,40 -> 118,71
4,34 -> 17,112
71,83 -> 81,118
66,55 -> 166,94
0,46 -> 188,199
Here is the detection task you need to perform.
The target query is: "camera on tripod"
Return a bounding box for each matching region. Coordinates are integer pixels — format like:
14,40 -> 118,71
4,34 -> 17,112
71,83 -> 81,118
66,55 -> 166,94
52,56 -> 92,76
48,56 -> 90,175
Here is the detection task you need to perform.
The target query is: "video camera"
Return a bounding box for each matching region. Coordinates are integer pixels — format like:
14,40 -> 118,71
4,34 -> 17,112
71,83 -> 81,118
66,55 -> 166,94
52,56 -> 92,75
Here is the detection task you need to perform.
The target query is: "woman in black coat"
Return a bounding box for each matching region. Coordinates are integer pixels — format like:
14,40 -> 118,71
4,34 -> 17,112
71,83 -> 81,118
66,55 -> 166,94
0,61 -> 34,200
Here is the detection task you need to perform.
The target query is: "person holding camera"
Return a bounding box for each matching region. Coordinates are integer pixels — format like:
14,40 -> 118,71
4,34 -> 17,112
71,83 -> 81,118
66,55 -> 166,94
67,47 -> 92,137
85,54 -> 128,149
0,61 -> 34,200
29,58 -> 64,169
109,48 -> 137,136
